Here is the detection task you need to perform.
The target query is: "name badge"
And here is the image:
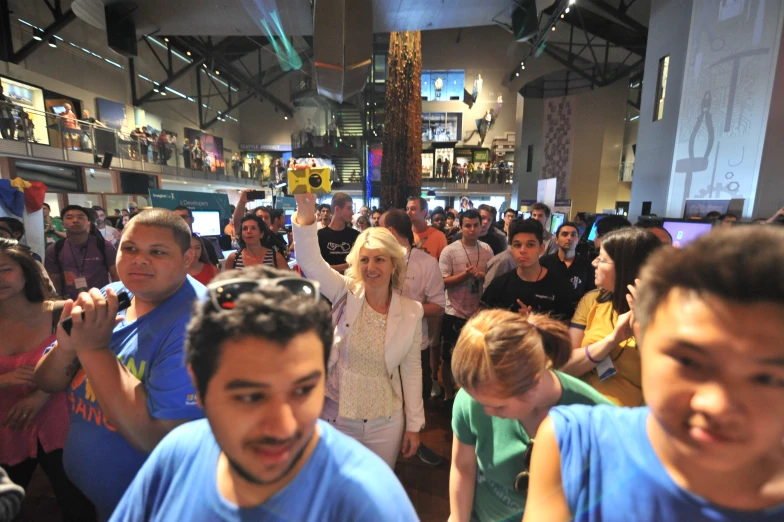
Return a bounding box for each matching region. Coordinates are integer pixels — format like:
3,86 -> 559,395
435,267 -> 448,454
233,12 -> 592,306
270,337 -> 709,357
469,278 -> 481,294
596,356 -> 616,381
74,276 -> 88,293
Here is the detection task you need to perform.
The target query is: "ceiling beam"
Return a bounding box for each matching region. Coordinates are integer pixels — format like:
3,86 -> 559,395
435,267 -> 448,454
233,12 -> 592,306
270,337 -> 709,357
135,57 -> 206,106
202,92 -> 255,130
177,36 -> 294,117
12,8 -> 76,64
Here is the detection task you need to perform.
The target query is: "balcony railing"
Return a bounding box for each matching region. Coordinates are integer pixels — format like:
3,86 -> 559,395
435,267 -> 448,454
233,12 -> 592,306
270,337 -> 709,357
0,101 -> 257,185
291,130 -> 362,156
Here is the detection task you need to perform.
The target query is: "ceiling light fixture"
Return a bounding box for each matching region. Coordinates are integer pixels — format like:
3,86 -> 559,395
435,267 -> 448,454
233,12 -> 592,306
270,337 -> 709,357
48,37 -> 57,48
186,51 -> 191,56
516,72 -> 520,77
551,25 -> 556,31
561,13 -> 565,18
164,37 -> 169,43
569,0 -> 576,5
32,29 -> 43,41
215,70 -> 220,75
565,6 -> 570,13
284,116 -> 288,120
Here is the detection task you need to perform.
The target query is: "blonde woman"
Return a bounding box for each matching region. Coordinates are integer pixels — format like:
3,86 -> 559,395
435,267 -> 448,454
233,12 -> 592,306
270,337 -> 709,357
292,193 -> 425,468
448,309 -> 613,522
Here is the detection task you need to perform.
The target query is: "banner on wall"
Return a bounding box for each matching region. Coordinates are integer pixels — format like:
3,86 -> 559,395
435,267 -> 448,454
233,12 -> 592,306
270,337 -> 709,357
666,0 -> 782,218
184,127 -> 225,173
541,96 -> 575,201
96,97 -> 127,131
148,189 -> 231,221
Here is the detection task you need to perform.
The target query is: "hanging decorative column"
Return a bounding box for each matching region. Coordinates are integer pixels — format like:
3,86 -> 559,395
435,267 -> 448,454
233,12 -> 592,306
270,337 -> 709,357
381,31 -> 422,209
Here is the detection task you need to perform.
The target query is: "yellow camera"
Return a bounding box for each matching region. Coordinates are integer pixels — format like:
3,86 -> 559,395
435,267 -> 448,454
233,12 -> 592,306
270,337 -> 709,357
286,167 -> 332,194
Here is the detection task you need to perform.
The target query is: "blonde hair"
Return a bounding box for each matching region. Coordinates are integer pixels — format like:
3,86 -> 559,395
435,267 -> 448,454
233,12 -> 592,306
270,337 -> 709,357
451,309 -> 571,398
345,227 -> 407,291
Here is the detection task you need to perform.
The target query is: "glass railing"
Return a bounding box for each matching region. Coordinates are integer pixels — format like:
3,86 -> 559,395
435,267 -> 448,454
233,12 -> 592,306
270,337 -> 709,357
290,130 -> 362,154
0,101 -> 256,183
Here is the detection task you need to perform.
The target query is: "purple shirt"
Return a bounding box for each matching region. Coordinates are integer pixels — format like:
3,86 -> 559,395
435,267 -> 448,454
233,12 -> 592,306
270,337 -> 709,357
45,236 -> 117,300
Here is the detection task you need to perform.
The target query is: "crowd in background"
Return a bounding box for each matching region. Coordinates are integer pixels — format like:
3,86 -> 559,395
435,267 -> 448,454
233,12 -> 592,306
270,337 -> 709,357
0,191 -> 783,522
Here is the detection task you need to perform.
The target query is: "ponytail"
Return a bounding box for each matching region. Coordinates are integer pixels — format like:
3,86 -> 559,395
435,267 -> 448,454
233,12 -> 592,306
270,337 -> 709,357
525,313 -> 571,369
452,309 -> 569,398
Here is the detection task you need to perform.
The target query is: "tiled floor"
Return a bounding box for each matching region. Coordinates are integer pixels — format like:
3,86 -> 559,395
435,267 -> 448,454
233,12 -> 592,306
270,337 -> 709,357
15,398 -> 454,522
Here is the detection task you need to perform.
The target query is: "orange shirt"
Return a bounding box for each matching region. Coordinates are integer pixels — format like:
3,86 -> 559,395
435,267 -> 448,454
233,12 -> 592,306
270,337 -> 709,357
413,226 -> 447,261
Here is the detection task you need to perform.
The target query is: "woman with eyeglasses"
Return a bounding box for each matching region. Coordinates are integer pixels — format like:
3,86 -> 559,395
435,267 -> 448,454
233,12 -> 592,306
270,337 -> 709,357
448,309 -> 612,522
560,227 -> 661,407
292,193 -> 425,468
225,215 -> 288,271
0,239 -> 96,521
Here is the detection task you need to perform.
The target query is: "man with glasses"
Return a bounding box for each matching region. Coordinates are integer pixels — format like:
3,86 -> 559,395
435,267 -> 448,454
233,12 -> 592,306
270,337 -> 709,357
109,266 -> 417,521
35,208 -> 206,521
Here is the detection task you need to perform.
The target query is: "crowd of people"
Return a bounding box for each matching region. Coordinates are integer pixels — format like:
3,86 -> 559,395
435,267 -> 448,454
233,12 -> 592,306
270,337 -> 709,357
429,158 -> 512,184
0,190 -> 783,522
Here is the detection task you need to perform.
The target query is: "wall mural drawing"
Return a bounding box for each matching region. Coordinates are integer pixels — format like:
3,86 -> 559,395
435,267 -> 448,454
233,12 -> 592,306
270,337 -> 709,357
667,0 -> 782,217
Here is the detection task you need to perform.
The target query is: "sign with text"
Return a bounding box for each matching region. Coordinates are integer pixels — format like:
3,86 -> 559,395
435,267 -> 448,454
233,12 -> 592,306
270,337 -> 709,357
148,189 -> 231,221
239,143 -> 288,151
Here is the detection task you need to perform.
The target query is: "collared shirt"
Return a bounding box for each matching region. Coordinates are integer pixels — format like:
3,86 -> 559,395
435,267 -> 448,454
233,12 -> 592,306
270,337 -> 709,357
439,240 -> 494,320
540,252 -> 596,305
401,247 -> 446,349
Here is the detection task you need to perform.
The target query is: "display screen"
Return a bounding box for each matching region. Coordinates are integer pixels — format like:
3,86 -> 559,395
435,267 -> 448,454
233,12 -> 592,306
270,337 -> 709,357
587,215 -> 610,241
662,220 -> 713,248
550,212 -> 565,234
192,210 -> 221,236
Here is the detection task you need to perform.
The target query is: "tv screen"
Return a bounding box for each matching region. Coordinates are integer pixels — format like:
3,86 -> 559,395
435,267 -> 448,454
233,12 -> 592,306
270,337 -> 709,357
587,215 -> 610,241
550,212 -> 565,234
192,210 -> 221,237
662,220 -> 713,248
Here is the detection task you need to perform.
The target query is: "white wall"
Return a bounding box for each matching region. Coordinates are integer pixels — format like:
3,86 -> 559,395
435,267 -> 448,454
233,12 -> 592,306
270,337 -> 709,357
628,0 -> 692,220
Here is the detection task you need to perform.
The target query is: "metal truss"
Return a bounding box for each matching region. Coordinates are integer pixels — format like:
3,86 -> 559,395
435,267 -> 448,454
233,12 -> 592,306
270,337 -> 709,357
130,35 -> 299,130
511,0 -> 647,95
0,0 -> 76,64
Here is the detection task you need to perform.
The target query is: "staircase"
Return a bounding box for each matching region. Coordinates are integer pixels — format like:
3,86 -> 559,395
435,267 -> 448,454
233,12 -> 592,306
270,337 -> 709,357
337,105 -> 364,136
333,156 -> 362,183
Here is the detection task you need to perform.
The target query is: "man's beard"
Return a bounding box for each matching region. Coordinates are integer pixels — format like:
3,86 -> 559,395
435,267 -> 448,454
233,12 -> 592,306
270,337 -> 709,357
226,430 -> 314,486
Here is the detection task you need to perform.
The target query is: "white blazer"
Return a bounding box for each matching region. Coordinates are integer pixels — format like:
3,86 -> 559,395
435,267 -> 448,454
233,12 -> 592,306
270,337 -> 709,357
292,216 -> 426,432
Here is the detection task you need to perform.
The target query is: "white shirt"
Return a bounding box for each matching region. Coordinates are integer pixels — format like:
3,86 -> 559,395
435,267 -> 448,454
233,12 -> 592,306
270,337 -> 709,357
401,247 -> 446,350
98,225 -> 121,245
439,240 -> 494,319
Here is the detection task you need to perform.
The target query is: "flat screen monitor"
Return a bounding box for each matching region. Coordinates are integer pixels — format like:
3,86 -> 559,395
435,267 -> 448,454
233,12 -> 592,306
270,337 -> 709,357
683,199 -> 731,219
587,214 -> 610,241
192,210 -> 221,237
550,212 -> 565,234
285,209 -> 294,227
662,219 -> 713,248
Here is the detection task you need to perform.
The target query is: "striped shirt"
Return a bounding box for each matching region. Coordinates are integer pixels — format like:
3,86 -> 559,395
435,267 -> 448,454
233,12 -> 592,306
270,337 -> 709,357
234,248 -> 277,269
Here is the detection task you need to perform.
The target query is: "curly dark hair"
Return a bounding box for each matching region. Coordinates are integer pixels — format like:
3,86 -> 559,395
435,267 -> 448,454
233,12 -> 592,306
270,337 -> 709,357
185,265 -> 334,398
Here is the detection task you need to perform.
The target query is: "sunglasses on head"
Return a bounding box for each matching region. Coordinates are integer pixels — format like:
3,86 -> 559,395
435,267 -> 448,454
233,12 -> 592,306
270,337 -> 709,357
207,277 -> 320,310
513,439 -> 535,492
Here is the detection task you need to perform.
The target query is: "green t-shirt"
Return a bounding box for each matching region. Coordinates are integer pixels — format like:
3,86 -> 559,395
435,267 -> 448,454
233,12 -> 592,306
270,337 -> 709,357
44,217 -> 65,246
452,370 -> 614,522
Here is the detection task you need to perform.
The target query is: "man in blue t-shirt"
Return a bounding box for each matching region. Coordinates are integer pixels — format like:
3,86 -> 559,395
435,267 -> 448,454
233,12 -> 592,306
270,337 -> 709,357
35,208 -> 206,521
109,265 -> 418,522
522,227 -> 784,522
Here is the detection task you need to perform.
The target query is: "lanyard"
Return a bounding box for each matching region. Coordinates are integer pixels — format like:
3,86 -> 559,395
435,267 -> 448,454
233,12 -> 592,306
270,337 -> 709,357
460,240 -> 480,268
68,238 -> 89,276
